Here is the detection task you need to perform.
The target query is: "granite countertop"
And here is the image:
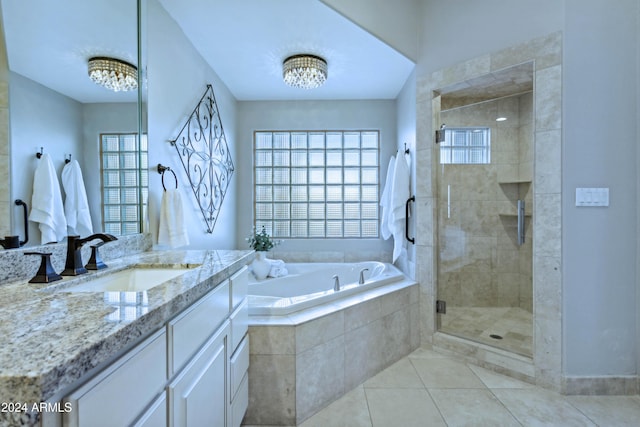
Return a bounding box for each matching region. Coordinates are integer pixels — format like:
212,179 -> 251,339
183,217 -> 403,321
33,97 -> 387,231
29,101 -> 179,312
0,249 -> 253,405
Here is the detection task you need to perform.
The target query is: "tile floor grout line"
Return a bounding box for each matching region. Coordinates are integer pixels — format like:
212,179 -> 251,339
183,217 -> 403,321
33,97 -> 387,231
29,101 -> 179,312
407,357 -> 450,425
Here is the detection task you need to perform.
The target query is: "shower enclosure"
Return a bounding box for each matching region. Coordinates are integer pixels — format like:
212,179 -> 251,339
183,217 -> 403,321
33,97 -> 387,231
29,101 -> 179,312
435,63 -> 534,357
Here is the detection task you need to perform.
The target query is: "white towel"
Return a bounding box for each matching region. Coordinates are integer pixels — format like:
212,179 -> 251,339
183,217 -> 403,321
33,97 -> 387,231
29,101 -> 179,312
390,154 -> 410,262
158,188 -> 190,248
267,259 -> 288,278
379,155 -> 396,240
29,153 -> 67,244
61,160 -> 93,237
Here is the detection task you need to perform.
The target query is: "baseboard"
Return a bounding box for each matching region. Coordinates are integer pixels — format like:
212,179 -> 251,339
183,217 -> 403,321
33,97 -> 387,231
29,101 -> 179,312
563,375 -> 639,395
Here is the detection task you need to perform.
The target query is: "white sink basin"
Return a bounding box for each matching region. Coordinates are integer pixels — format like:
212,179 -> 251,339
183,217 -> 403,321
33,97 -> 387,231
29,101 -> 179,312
61,268 -> 194,293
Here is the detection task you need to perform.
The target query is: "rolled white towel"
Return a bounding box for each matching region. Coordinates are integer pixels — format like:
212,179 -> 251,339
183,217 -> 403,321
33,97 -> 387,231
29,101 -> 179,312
267,259 -> 288,278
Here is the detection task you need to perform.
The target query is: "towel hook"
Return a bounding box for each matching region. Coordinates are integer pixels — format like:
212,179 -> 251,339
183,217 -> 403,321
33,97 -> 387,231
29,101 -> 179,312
65,154 -> 72,164
157,163 -> 178,191
404,143 -> 410,155
36,147 -> 43,159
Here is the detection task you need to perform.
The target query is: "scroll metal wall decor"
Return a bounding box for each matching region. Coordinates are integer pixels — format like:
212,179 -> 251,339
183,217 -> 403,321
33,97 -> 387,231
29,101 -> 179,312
170,84 -> 234,233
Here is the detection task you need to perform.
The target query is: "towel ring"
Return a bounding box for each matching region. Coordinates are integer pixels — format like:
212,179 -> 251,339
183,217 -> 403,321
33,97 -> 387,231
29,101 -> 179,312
157,163 -> 178,191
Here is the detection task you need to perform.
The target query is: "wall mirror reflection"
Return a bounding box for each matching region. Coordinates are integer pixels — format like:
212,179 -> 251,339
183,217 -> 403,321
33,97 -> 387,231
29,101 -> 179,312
0,0 -> 147,247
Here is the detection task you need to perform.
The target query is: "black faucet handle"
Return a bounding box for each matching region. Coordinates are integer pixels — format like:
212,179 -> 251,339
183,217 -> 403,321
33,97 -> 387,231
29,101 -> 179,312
85,244 -> 108,270
24,252 -> 62,283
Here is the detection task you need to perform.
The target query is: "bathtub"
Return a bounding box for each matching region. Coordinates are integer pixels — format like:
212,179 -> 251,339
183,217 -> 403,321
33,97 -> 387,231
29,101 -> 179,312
248,261 -> 405,315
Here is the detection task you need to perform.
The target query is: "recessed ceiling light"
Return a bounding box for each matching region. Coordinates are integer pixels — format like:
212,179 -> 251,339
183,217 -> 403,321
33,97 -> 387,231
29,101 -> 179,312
496,117 -> 507,122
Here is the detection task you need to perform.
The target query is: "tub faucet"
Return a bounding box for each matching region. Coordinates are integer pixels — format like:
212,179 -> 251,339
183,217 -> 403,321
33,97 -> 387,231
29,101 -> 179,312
359,268 -> 369,285
61,233 -> 118,276
332,275 -> 340,291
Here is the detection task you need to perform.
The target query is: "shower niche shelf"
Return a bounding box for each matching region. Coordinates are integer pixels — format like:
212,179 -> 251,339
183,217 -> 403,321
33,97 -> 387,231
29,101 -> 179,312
498,179 -> 532,185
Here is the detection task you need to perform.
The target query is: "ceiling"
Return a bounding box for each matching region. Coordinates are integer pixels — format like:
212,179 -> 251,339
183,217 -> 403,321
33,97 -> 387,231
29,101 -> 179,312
1,0 -> 415,104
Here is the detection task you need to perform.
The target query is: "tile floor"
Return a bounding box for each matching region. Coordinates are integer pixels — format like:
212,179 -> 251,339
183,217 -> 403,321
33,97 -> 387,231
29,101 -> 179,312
289,346 -> 640,427
439,306 -> 533,356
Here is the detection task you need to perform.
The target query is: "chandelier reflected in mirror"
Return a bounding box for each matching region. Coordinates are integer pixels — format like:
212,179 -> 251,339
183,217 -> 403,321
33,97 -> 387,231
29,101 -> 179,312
283,54 -> 327,89
88,57 -> 138,92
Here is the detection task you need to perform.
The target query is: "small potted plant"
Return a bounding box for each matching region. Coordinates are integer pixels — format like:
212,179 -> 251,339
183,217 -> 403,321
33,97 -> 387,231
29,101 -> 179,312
246,226 -> 279,280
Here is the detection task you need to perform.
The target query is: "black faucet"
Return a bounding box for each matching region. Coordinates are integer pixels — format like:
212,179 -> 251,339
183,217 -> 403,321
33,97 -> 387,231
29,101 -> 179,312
61,234 -> 118,276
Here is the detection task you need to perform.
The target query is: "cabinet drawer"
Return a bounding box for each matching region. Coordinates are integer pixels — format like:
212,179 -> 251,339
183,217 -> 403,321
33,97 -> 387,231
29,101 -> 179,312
64,329 -> 166,427
132,392 -> 166,427
168,321 -> 229,427
230,298 -> 248,352
229,266 -> 248,310
168,281 -> 230,375
230,372 -> 249,427
230,334 -> 249,400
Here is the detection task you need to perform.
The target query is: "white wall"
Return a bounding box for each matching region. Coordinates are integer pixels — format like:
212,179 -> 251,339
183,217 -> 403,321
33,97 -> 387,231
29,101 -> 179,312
81,103 -> 138,232
319,0 -> 420,61
563,0 -> 638,376
9,72 -> 84,245
235,99 -> 396,257
395,70 -> 416,278
147,0 -> 237,249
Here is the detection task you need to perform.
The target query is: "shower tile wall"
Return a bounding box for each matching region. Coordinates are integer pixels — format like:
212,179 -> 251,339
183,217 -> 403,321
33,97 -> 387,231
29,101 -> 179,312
438,92 -> 533,312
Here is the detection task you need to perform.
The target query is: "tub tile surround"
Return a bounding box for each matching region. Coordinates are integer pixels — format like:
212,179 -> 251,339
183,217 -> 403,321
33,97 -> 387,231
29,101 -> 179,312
0,248 -> 252,410
245,281 -> 419,425
416,32 -> 564,390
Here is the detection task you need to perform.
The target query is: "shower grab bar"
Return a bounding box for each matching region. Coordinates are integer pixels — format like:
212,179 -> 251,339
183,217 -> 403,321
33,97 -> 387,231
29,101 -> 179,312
405,196 -> 415,244
517,200 -> 525,246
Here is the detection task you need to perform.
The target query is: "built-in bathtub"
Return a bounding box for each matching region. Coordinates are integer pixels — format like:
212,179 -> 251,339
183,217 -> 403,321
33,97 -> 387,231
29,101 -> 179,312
248,261 -> 403,316
244,261 -> 419,426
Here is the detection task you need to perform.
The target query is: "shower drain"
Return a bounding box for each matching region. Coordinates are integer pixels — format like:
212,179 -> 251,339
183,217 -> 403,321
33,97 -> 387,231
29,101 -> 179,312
489,334 -> 503,340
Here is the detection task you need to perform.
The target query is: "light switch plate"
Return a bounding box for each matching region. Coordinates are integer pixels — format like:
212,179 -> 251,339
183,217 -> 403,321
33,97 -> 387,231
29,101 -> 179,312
576,187 -> 609,207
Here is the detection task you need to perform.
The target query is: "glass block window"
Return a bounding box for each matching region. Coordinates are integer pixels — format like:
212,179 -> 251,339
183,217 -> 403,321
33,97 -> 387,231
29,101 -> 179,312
254,131 -> 380,238
100,133 -> 148,235
440,127 -> 490,164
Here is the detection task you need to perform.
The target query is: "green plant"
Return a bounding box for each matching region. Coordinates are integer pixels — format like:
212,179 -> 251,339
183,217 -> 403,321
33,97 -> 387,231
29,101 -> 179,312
246,226 -> 279,251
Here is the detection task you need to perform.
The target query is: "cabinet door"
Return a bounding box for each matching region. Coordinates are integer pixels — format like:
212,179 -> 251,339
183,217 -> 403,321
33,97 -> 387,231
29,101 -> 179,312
169,321 -> 229,427
133,393 -> 167,427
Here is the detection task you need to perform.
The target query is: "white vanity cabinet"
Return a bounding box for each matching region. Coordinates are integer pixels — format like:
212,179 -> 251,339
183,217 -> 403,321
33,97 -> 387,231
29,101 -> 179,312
57,265 -> 251,427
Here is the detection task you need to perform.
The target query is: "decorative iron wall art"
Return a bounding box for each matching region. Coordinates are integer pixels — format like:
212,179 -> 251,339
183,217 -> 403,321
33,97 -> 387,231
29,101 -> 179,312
170,84 -> 234,233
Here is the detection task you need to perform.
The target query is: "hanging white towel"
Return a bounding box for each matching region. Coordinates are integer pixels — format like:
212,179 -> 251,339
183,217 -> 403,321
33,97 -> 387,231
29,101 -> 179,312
29,153 -> 67,244
389,154 -> 410,263
158,188 -> 190,248
61,160 -> 93,237
379,155 -> 396,241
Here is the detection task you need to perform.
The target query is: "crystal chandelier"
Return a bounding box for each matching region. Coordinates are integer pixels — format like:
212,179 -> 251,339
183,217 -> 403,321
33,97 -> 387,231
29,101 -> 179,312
88,57 -> 138,92
283,54 -> 327,89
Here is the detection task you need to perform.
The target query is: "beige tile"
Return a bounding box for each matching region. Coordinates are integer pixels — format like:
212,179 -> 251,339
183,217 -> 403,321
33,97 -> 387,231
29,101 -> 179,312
295,311 -> 344,353
344,297 -> 381,331
244,354 -> 296,425
344,320 -> 384,389
410,357 -> 486,389
430,388 -> 521,426
407,346 -> 448,359
365,388 -> 446,427
364,358 -> 424,389
299,386 -> 372,427
493,389 -> 596,426
296,336 -> 345,423
566,395 -> 640,427
248,325 -> 294,355
468,364 -> 535,389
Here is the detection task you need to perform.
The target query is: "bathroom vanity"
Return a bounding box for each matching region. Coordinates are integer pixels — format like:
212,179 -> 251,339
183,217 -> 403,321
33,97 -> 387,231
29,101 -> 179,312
0,249 -> 252,427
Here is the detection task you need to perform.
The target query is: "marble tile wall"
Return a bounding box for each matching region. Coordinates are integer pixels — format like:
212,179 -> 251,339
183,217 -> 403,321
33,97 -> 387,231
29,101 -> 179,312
244,283 -> 420,425
416,32 -> 563,391
437,92 -> 533,312
0,81 -> 9,237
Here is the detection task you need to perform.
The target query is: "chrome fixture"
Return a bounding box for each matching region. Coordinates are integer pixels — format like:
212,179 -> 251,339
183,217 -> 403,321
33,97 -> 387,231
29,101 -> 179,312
62,234 -> 118,276
283,54 -> 327,89
88,57 -> 138,92
517,200 -> 526,246
332,275 -> 341,292
359,268 -> 369,285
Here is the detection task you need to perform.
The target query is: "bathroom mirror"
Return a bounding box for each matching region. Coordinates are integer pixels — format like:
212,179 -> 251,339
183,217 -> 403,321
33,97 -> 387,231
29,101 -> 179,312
0,0 -> 147,245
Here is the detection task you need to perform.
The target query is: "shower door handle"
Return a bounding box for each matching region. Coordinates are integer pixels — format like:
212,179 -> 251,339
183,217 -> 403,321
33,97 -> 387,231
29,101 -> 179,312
517,200 -> 525,246
406,196 -> 415,244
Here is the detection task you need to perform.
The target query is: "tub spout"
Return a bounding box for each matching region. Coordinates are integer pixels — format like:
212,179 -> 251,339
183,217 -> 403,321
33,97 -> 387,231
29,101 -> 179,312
332,275 -> 340,291
359,268 -> 369,285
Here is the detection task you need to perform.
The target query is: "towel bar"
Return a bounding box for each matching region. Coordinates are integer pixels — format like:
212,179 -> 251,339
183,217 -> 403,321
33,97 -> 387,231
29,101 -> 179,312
405,196 -> 415,244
